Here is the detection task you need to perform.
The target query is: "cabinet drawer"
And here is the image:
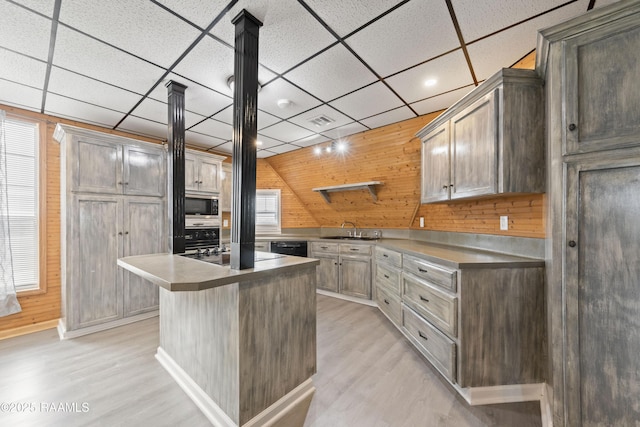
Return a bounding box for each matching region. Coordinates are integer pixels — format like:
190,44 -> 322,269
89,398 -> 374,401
255,241 -> 270,251
340,243 -> 372,256
376,285 -> 401,326
310,242 -> 339,254
403,304 -> 456,383
403,273 -> 457,338
375,246 -> 402,268
403,254 -> 457,292
376,263 -> 401,295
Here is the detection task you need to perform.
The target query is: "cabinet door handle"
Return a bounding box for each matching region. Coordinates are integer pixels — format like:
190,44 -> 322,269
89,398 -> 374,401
383,254 -> 389,258
195,180 -> 199,183
568,240 -> 576,248
418,267 -> 428,273
199,181 -> 203,184
568,123 -> 577,131
419,295 -> 430,303
384,274 -> 390,279
320,246 -> 328,249
118,181 -> 123,185
418,331 -> 428,341
124,182 -> 129,185
350,248 -> 360,251
118,232 -> 123,236
125,231 -> 129,235
384,299 -> 390,305
442,185 -> 448,190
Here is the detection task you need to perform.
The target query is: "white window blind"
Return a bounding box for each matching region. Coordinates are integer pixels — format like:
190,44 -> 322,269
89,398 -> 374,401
3,117 -> 39,291
256,189 -> 281,234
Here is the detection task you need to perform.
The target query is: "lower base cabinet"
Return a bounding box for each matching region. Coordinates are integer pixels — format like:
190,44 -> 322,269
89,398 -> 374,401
375,246 -> 546,394
310,241 -> 372,299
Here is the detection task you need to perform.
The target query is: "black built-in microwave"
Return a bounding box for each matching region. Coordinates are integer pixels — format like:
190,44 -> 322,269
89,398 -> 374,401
185,195 -> 218,216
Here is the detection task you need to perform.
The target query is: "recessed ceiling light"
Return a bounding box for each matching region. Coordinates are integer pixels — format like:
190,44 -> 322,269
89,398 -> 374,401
336,140 -> 347,152
313,146 -> 322,155
256,140 -> 263,146
325,145 -> 332,153
424,78 -> 437,87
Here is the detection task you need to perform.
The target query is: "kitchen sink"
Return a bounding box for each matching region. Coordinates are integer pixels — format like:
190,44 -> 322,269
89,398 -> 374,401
322,236 -> 378,241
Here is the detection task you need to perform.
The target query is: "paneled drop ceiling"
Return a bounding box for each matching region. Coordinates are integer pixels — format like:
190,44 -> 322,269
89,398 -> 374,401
0,0 -> 618,157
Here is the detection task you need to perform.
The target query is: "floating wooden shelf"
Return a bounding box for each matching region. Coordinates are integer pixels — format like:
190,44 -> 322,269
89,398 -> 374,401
312,181 -> 383,203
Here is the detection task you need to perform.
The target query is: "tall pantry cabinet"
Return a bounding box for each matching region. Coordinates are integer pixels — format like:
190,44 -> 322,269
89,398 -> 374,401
55,124 -> 166,338
537,1 -> 640,425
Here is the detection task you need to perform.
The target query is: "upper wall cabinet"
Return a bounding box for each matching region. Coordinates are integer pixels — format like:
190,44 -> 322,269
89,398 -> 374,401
417,68 -> 545,204
185,150 -> 225,194
59,128 -> 166,197
562,18 -> 640,155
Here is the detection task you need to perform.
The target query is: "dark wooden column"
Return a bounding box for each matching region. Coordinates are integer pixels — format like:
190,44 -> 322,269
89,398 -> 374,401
166,81 -> 187,254
230,10 -> 262,270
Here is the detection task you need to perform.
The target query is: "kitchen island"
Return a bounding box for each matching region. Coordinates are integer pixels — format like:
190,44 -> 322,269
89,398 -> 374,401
117,252 -> 319,427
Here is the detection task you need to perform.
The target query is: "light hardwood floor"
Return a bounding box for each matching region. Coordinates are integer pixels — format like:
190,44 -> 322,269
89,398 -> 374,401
0,294 -> 541,426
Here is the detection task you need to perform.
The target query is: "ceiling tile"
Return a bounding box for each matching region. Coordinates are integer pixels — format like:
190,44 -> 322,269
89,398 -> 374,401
45,93 -> 124,128
385,51 -> 473,104
288,105 -> 353,133
329,82 -> 403,120
129,97 -> 205,129
173,36 -> 276,95
258,78 -> 322,119
189,118 -> 233,141
148,74 -> 232,118
210,140 -> 233,154
467,2 -> 592,80
410,85 -> 475,116
0,80 -> 42,112
11,0 -> 56,17
257,149 -> 276,158
209,0 -> 336,74
211,104 -> 233,124
360,106 -> 416,129
58,0 -> 201,68
303,0 -> 406,37
320,122 -> 368,140
452,0 -> 581,42
154,0 -> 230,29
256,135 -> 286,150
118,116 -> 167,140
257,111 -> 281,130
285,44 -> 377,102
48,66 -> 140,113
346,0 -> 460,77
0,1 -> 52,61
0,48 -> 47,88
186,130 -> 226,149
53,26 -> 166,93
259,121 -> 314,142
265,143 -> 299,154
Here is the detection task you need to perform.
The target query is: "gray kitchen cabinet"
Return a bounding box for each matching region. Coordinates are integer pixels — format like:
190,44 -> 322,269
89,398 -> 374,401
185,150 -> 224,194
394,251 -> 545,391
71,132 -> 165,197
55,124 -> 166,338
538,2 -> 640,424
220,162 -> 232,211
310,241 -> 372,299
417,68 -> 544,203
254,240 -> 270,252
374,246 -> 402,325
71,194 -> 123,328
122,199 -> 164,316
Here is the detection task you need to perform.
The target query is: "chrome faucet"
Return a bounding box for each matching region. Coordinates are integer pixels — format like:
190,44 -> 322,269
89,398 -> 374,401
341,221 -> 357,237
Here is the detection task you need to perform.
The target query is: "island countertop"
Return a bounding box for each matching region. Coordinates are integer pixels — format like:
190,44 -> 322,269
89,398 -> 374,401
117,252 -> 319,292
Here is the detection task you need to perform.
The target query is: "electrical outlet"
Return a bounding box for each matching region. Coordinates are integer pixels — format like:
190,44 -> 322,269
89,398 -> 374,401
420,217 -> 425,228
500,216 -> 508,230
223,219 -> 229,227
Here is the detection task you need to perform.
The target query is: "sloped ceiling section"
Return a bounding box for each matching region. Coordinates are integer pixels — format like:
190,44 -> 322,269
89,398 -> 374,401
0,0 -> 618,157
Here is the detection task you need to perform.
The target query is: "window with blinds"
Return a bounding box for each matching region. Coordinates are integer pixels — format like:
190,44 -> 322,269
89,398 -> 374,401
255,189 -> 281,234
3,117 -> 39,291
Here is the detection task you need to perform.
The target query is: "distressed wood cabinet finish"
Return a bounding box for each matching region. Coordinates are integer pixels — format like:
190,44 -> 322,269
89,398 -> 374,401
310,240 -> 373,299
390,248 -> 545,393
185,150 -> 224,194
417,68 -> 544,204
55,124 -> 166,336
538,2 -> 640,425
375,246 -> 403,325
71,133 -> 165,197
220,162 -> 232,211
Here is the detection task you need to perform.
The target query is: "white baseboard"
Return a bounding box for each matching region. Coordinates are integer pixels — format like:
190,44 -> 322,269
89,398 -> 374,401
156,346 -> 315,427
156,346 -> 237,427
316,289 -> 377,307
457,383 -> 546,406
57,310 -> 159,340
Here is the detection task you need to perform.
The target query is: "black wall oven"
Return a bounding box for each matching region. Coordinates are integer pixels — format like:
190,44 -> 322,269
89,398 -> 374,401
184,227 -> 219,250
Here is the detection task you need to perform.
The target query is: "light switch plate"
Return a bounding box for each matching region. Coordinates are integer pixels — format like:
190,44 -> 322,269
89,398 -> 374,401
420,217 -> 425,228
223,219 -> 229,227
500,216 -> 508,230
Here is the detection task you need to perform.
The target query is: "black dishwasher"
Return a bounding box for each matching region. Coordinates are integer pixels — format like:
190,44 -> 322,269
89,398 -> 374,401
270,241 -> 308,257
